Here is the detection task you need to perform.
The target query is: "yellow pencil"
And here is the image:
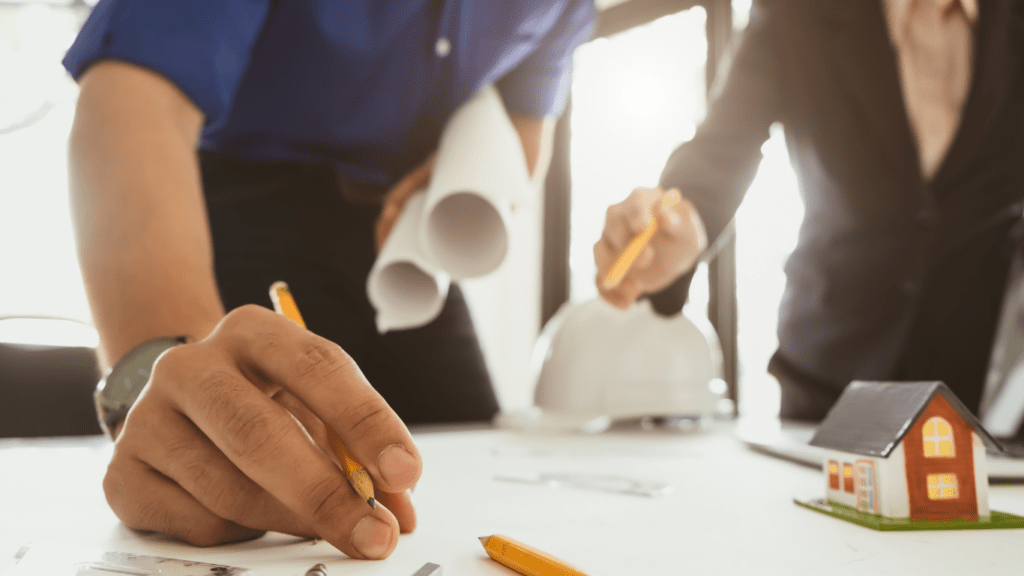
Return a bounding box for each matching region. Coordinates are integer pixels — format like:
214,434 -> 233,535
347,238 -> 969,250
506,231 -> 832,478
602,188 -> 682,290
269,281 -> 376,509
479,534 -> 591,576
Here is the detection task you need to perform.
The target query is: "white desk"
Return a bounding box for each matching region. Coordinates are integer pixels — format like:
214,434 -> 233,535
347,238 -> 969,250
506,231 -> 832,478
2,424 -> 1024,575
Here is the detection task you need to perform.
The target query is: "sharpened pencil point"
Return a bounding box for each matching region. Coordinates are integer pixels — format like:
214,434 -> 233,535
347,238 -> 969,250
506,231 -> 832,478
479,536 -> 488,544
368,497 -> 376,509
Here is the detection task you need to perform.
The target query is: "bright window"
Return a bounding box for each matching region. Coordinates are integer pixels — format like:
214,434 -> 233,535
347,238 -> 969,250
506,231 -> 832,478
0,3 -> 94,345
828,460 -> 839,490
568,4 -> 801,418
923,417 -> 956,458
843,463 -> 854,493
926,473 -> 959,500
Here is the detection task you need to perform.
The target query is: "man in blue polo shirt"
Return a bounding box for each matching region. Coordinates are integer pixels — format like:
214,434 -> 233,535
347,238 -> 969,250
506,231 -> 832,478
63,0 -> 594,559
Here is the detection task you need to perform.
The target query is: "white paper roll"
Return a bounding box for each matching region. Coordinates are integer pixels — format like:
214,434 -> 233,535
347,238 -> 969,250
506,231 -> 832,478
366,191 -> 450,333
420,85 -> 531,279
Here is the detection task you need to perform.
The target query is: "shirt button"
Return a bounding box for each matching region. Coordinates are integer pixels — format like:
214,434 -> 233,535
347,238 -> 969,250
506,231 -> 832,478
902,279 -> 920,295
435,37 -> 451,58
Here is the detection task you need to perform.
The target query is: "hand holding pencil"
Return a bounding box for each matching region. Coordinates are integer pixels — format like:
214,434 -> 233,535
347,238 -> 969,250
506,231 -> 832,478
268,282 -> 422,556
594,187 -> 707,309
269,282 -> 377,510
97,293 -> 420,560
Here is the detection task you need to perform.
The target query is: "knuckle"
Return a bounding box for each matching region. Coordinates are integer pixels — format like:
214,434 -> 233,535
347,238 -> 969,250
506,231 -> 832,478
226,402 -> 287,465
220,304 -> 270,334
194,369 -> 246,422
195,371 -> 285,462
341,398 -> 390,442
148,344 -> 193,390
296,340 -> 353,381
168,439 -> 216,490
102,460 -> 130,510
300,474 -> 350,526
132,497 -> 176,534
203,478 -> 254,519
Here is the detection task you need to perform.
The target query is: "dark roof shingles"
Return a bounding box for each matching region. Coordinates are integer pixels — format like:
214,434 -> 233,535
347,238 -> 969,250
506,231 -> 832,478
808,381 -> 1002,457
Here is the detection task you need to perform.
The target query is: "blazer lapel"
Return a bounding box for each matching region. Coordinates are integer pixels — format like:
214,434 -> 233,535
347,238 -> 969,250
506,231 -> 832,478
933,0 -> 1023,187
818,0 -> 924,193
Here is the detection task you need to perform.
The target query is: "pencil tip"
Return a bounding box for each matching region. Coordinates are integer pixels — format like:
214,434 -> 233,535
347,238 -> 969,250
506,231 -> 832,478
478,536 -> 488,544
367,497 -> 376,509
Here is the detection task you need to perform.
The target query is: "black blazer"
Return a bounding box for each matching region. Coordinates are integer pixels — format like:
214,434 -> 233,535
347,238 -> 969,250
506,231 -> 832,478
655,0 -> 1024,415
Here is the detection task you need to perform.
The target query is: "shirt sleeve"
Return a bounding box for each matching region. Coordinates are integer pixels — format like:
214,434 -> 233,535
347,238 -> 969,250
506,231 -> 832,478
62,0 -> 271,125
497,0 -> 596,117
647,0 -> 785,315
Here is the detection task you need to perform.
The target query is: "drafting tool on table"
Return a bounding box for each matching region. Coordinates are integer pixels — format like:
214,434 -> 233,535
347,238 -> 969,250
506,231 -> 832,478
269,281 -> 377,509
494,472 -> 672,497
303,563 -> 327,576
602,188 -> 682,290
1,542 -> 251,575
410,562 -> 443,576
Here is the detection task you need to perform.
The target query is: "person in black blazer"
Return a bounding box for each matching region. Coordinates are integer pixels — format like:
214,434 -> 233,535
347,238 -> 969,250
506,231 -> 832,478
595,0 -> 1024,421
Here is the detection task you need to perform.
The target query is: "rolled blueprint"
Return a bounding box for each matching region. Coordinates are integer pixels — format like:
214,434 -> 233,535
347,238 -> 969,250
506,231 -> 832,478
420,84 -> 531,280
366,191 -> 450,333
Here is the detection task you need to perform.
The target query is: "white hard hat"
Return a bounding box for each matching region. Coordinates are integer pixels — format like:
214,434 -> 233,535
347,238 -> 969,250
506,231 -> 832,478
517,297 -> 726,430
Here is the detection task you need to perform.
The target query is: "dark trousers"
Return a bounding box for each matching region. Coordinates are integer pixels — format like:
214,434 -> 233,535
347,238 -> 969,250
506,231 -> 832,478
199,150 -> 500,425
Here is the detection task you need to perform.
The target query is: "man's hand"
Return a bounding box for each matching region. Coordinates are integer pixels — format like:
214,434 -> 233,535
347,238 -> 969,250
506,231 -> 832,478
375,155 -> 435,252
594,187 -> 708,309
104,305 -> 421,559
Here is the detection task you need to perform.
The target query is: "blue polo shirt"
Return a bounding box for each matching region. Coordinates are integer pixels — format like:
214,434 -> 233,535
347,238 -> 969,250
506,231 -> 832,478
63,0 -> 595,187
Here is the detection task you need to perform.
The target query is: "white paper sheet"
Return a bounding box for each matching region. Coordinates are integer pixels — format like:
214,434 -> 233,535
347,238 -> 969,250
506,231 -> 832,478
420,85 -> 530,280
366,191 -> 450,333
366,85 -> 532,331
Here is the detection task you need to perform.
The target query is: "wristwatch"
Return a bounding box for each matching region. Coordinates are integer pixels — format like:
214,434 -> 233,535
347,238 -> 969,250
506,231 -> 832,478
94,336 -> 186,438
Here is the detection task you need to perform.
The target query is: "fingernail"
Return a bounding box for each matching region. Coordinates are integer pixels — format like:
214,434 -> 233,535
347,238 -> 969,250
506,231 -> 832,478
351,515 -> 392,559
378,444 -> 420,489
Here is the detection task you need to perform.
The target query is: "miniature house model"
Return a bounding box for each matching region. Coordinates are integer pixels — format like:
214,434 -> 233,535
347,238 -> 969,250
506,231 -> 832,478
809,381 -> 1002,521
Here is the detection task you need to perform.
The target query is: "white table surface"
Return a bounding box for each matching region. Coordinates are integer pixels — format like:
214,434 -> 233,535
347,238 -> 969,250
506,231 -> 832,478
2,422 -> 1024,575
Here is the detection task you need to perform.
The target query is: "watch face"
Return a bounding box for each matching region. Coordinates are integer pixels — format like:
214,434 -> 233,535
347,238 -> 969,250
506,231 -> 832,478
101,337 -> 185,409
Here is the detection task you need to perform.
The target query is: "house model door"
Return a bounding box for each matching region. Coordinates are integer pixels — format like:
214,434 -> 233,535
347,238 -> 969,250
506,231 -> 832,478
855,461 -> 878,514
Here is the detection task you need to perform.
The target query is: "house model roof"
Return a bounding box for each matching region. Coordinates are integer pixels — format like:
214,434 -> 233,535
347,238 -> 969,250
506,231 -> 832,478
808,380 -> 1003,457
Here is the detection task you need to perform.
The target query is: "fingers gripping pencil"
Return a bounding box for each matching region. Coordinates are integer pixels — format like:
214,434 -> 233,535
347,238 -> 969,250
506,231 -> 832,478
269,281 -> 377,509
602,188 -> 682,290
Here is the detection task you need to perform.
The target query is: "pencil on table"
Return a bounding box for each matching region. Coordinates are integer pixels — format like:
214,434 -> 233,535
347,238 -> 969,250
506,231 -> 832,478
269,281 -> 376,509
602,188 -> 682,290
479,534 -> 591,576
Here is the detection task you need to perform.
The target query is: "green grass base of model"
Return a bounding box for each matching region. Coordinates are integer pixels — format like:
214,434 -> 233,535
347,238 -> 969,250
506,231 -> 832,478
794,498 -> 1024,531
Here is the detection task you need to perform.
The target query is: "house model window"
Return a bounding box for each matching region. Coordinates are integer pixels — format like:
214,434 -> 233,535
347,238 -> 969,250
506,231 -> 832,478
922,416 -> 955,458
842,463 -> 854,492
927,473 -> 959,500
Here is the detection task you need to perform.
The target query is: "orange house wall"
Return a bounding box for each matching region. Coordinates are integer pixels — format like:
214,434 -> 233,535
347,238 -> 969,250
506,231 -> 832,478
902,395 -> 978,519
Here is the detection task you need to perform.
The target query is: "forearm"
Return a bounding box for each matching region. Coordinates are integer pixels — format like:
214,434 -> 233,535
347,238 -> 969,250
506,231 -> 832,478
69,61 -> 223,368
